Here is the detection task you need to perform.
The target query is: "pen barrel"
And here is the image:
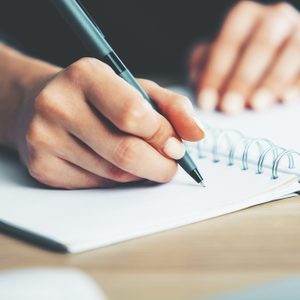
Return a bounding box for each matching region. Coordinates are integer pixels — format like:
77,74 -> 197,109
51,0 -> 204,183
51,0 -> 112,57
119,70 -> 158,110
177,152 -> 200,176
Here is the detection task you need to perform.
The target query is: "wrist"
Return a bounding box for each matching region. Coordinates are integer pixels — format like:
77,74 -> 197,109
0,43 -> 61,148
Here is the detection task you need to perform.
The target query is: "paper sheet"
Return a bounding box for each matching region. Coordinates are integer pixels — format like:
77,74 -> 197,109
0,149 -> 298,253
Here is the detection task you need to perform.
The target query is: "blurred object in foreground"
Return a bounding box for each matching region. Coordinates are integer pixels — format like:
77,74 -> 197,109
0,267 -> 107,300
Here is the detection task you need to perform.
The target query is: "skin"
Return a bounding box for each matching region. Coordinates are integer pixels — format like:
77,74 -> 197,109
190,1 -> 300,114
0,43 -> 204,189
1,1 -> 299,189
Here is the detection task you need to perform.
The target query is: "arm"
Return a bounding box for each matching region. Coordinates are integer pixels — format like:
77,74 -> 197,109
0,43 -> 60,147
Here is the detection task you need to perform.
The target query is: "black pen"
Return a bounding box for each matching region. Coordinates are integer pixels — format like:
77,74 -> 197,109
51,0 -> 205,186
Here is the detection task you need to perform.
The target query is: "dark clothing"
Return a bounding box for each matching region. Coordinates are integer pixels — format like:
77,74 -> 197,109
0,0 -> 299,78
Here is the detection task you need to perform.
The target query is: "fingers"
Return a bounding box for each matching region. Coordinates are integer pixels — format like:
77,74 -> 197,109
188,43 -> 210,83
69,115 -> 178,183
51,97 -> 178,183
27,153 -> 115,189
30,57 -> 205,187
221,3 -> 298,113
23,117 -> 138,188
62,59 -> 205,156
197,1 -> 264,110
195,1 -> 300,114
249,23 -> 300,109
72,59 -> 161,140
56,131 -> 141,183
139,79 -> 206,141
60,58 -> 205,161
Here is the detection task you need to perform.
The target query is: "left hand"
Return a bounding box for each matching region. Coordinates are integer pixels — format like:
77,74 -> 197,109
190,1 -> 300,114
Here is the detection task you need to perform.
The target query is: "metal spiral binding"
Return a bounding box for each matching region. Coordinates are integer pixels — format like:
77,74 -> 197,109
212,129 -> 243,163
191,127 -> 300,180
271,150 -> 300,179
256,146 -> 294,175
228,137 -> 273,168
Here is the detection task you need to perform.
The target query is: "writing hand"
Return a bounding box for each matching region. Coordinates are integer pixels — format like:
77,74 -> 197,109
13,58 -> 205,189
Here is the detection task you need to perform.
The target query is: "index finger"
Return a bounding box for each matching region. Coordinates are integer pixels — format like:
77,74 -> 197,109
66,58 -> 205,157
139,79 -> 205,142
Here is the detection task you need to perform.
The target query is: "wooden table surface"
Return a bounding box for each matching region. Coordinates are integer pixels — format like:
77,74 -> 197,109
1,196 -> 300,300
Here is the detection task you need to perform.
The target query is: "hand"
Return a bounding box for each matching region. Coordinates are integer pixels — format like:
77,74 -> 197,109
190,1 -> 300,114
12,57 -> 205,189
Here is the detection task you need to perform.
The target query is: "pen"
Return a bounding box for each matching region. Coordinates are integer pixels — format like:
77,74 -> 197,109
51,0 -> 205,186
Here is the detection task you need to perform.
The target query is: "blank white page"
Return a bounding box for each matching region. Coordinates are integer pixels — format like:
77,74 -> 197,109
0,150 -> 299,253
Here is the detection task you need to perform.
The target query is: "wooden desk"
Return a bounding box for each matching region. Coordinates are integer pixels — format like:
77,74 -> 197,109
1,196 -> 300,300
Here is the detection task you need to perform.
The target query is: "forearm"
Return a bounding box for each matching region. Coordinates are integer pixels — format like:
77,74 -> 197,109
0,43 -> 60,147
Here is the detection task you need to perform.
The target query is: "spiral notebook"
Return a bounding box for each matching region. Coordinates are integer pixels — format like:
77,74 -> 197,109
1,86 -> 300,253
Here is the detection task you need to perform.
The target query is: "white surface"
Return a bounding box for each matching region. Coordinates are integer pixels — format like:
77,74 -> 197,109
0,148 -> 299,253
0,268 -> 106,300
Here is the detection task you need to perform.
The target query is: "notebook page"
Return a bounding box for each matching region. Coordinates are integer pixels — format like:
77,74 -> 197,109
0,150 -> 299,253
170,86 -> 300,151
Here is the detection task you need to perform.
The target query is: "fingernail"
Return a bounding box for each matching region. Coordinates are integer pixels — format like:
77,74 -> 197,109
251,88 -> 274,111
163,137 -> 186,160
197,88 -> 219,111
282,87 -> 300,104
193,117 -> 206,136
221,91 -> 244,115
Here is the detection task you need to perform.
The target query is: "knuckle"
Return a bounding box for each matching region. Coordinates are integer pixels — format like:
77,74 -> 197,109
221,1 -> 262,43
27,158 -> 41,180
64,58 -> 92,81
35,91 -> 73,123
64,58 -> 115,94
254,18 -> 283,48
234,0 -> 258,12
26,119 -> 47,150
27,157 -> 51,185
107,165 -> 130,182
113,138 -> 139,169
272,2 -> 295,16
28,157 -> 66,188
65,57 -> 113,81
34,88 -> 54,114
230,1 -> 262,21
118,100 -> 148,132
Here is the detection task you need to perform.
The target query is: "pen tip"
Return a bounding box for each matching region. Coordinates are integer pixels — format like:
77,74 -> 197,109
189,168 -> 204,185
199,181 -> 206,188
